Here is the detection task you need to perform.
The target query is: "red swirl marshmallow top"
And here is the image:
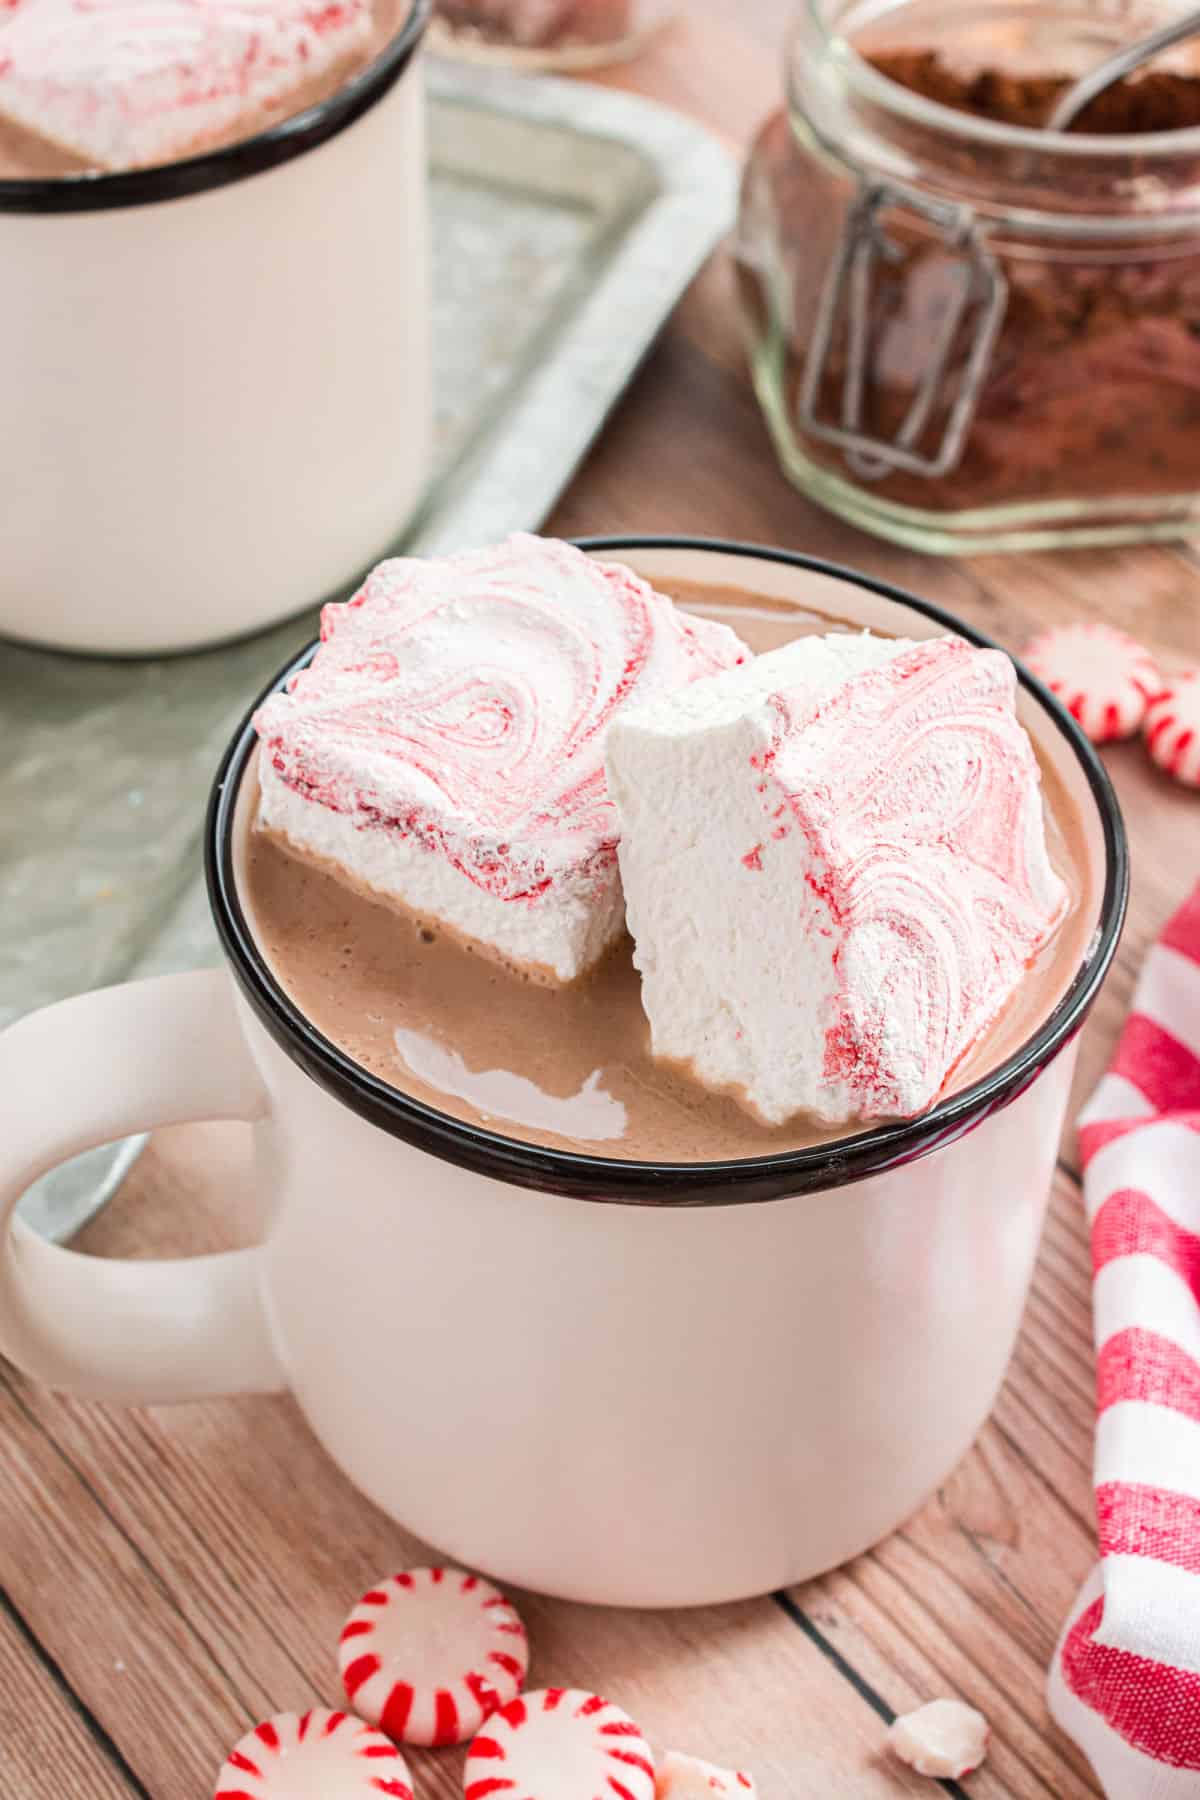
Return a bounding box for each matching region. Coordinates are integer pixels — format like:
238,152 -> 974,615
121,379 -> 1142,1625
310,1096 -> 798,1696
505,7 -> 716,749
0,0 -> 371,171
254,535 -> 747,982
606,632 -> 1069,1126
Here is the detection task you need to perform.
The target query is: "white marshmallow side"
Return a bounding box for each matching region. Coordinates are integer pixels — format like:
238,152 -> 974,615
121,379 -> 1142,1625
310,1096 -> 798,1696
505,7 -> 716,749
609,631 -> 1067,1127
258,760 -> 625,982
608,633 -> 912,1125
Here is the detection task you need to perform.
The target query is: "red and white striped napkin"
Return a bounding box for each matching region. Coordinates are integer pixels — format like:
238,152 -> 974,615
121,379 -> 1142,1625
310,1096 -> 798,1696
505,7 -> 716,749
1049,884 -> 1200,1795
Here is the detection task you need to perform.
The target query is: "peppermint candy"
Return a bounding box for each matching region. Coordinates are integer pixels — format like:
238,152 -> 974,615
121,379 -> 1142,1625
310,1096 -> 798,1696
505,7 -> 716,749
655,1750 -> 758,1796
213,1709 -> 413,1798
1022,622 -> 1163,743
464,1688 -> 655,1800
340,1566 -> 528,1748
1145,669 -> 1200,788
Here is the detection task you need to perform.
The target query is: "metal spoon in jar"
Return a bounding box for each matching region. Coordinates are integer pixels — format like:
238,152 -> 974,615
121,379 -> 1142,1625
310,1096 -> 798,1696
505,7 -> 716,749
1047,6 -> 1200,130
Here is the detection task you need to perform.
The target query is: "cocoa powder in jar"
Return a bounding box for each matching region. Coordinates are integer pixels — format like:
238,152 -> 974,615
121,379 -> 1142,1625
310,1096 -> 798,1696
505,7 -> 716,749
790,53 -> 1200,514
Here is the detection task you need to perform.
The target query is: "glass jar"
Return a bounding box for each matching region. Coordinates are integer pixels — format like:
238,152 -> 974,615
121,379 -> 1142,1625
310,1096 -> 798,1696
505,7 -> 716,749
428,0 -> 672,69
735,0 -> 1200,552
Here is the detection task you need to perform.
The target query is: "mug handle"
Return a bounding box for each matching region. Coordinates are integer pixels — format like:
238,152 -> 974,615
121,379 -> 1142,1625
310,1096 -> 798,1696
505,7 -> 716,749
0,969 -> 286,1403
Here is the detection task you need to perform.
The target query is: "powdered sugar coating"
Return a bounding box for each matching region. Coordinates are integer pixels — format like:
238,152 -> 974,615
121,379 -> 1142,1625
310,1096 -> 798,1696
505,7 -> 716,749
609,632 -> 1069,1125
463,1689 -> 655,1800
1022,622 -> 1163,744
0,0 -> 372,171
1144,668 -> 1200,788
255,534 -> 747,980
888,1699 -> 990,1780
656,1750 -> 757,1797
340,1566 -> 527,1749
213,1709 -> 414,1799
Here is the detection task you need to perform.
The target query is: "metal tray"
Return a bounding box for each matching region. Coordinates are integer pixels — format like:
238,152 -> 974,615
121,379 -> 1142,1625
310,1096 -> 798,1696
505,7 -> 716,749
3,60 -> 736,1242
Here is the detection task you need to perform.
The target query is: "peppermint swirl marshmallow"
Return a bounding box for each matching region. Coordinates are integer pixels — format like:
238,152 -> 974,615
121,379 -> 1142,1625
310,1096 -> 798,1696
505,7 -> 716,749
0,0 -> 372,171
1144,668 -> 1200,788
214,1709 -> 414,1799
254,534 -> 748,982
1022,622 -> 1163,744
608,632 -> 1069,1126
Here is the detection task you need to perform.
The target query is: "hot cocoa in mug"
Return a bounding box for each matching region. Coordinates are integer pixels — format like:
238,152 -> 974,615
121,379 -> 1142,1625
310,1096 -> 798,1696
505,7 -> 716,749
0,539 -> 1125,1606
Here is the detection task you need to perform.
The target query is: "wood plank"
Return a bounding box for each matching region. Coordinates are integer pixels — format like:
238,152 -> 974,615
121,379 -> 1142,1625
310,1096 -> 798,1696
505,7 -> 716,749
789,1168 -> 1103,1800
0,1597 -> 137,1800
0,1121 -> 952,1799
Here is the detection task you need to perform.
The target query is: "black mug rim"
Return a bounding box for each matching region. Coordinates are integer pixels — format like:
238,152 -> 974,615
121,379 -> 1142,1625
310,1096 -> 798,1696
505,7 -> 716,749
206,536 -> 1128,1207
0,0 -> 431,216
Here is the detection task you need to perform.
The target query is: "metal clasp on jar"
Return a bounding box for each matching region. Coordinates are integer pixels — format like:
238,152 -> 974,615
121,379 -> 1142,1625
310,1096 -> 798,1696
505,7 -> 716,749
797,179 -> 1009,482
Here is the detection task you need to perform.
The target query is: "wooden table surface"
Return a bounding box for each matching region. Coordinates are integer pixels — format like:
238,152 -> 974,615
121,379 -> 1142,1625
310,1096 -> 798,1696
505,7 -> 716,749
4,10 -> 1199,1798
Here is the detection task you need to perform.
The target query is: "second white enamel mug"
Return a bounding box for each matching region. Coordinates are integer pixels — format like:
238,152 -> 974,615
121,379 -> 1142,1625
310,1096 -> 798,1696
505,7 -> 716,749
0,2 -> 432,656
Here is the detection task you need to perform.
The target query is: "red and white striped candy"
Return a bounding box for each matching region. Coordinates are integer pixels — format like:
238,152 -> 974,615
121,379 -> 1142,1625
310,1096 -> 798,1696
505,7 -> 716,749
341,1566 -> 528,1749
655,1750 -> 758,1796
1144,668 -> 1200,788
464,1689 -> 655,1800
1021,622 -> 1163,743
214,1709 -> 413,1799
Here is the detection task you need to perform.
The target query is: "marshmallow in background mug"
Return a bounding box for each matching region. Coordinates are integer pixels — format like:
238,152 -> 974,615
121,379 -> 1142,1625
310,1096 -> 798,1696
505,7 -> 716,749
0,0 -> 374,171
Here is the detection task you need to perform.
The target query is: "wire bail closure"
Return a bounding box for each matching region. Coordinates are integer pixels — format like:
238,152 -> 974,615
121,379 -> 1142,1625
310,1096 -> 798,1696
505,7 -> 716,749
797,178 -> 1009,482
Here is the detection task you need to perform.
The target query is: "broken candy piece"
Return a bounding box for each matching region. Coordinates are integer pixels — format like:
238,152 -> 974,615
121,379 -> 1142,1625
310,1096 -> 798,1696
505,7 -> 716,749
464,1689 -> 656,1800
339,1566 -> 527,1748
888,1698 -> 990,1780
656,1749 -> 758,1796
255,534 -> 746,983
607,632 -> 1068,1126
213,1709 -> 414,1798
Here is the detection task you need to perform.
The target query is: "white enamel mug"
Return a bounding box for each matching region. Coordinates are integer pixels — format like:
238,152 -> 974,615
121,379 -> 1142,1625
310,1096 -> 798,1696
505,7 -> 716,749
0,3 -> 432,656
0,541 -> 1126,1607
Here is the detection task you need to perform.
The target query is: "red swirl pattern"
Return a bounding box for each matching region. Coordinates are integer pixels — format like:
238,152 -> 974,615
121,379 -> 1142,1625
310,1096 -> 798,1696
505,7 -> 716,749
255,535 -> 746,903
758,638 -> 1069,1117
